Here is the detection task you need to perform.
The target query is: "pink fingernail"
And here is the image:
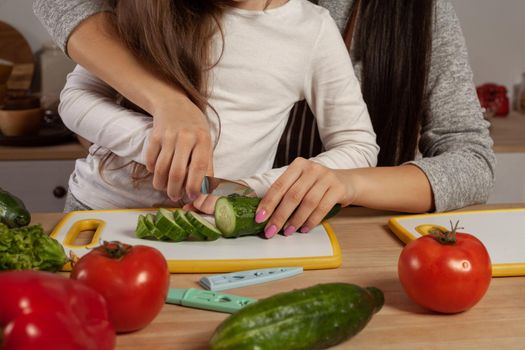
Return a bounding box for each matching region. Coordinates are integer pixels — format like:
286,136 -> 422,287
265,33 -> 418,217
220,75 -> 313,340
264,225 -> 278,238
284,226 -> 296,236
255,209 -> 267,223
300,226 -> 310,234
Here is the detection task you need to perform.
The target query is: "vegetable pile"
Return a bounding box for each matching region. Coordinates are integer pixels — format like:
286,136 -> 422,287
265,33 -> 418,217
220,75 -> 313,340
0,223 -> 68,272
136,195 -> 341,241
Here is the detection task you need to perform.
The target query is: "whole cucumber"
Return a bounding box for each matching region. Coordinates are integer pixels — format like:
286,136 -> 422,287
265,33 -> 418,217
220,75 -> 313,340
214,195 -> 341,238
0,187 -> 31,228
209,283 -> 384,350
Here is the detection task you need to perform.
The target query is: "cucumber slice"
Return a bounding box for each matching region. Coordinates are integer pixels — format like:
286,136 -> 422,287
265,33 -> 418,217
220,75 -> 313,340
186,211 -> 221,241
144,214 -> 168,241
214,196 -> 266,238
173,209 -> 206,241
135,214 -> 153,239
155,208 -> 188,242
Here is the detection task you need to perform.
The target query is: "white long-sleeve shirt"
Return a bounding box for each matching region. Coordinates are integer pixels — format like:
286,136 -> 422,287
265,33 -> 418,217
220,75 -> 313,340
59,0 -> 378,209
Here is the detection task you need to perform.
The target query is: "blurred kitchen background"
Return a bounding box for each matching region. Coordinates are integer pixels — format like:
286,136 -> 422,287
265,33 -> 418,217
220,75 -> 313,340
0,0 -> 524,212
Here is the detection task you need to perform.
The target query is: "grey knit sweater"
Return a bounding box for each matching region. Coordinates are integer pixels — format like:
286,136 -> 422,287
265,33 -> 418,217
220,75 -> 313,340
33,0 -> 496,212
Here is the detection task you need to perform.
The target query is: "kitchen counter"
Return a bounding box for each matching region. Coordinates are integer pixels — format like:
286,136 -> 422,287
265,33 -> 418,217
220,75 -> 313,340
33,203 -> 525,350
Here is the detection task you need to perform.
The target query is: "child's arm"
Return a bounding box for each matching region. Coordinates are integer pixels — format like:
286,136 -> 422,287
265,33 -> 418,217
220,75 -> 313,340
241,13 -> 378,197
239,12 -> 379,237
59,65 -> 153,164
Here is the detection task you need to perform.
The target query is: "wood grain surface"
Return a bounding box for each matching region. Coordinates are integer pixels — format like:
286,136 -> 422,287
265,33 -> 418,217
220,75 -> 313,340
33,203 -> 525,350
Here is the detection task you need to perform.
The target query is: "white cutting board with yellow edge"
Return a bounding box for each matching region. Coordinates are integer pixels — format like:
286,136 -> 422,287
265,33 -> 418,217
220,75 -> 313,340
51,209 -> 341,273
388,208 -> 525,277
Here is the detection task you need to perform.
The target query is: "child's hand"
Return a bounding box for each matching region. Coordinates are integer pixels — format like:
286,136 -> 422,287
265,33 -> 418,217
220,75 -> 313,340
255,158 -> 354,239
182,193 -> 219,215
146,97 -> 213,202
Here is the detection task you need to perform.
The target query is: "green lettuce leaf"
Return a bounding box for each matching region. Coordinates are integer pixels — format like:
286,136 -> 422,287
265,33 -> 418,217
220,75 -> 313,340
0,223 -> 68,272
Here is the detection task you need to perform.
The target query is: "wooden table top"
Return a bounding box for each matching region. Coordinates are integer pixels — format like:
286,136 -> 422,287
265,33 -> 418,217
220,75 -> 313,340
33,203 -> 525,350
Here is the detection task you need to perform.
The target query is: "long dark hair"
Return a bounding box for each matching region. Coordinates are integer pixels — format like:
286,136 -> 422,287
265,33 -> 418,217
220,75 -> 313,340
99,0 -> 229,179
353,0 -> 434,166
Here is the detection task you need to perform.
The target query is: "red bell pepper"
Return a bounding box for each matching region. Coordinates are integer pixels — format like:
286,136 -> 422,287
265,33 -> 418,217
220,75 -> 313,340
0,270 -> 115,350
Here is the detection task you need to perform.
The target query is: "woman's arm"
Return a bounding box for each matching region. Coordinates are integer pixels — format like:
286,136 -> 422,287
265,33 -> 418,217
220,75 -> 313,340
406,0 -> 495,212
33,1 -> 213,201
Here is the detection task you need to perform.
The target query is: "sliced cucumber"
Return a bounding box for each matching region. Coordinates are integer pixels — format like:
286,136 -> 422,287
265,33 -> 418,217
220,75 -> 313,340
172,209 -> 205,241
186,211 -> 221,241
214,196 -> 266,238
144,213 -> 168,241
155,208 -> 188,242
135,214 -> 153,239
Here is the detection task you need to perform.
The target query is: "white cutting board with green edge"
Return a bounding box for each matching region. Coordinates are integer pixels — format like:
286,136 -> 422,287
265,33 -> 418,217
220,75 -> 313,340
51,209 -> 341,273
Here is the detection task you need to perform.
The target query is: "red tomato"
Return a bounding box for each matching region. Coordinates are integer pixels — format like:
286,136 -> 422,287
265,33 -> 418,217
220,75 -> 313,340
71,241 -> 170,333
398,224 -> 492,313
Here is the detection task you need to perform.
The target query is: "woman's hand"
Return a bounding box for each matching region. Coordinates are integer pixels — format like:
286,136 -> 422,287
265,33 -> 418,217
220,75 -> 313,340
255,158 -> 354,239
147,96 -> 214,202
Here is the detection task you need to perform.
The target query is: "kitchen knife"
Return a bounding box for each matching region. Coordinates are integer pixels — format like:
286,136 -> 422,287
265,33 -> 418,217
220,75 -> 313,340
200,176 -> 257,197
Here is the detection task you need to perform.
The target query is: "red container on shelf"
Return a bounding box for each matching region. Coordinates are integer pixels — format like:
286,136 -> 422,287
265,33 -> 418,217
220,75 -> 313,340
476,83 -> 510,117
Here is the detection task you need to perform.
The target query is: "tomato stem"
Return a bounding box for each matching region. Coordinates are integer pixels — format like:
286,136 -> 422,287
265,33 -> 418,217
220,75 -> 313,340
100,241 -> 132,259
429,221 -> 463,245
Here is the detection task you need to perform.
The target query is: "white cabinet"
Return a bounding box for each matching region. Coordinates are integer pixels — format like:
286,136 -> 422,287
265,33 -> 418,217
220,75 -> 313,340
488,153 -> 525,203
0,160 -> 75,212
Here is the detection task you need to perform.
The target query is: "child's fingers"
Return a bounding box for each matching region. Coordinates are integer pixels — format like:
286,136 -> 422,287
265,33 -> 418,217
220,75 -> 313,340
186,135 -> 212,200
152,140 -> 175,191
146,133 -> 162,173
256,158 -> 306,226
301,188 -> 341,233
283,181 -> 330,236
166,137 -> 192,200
263,171 -> 317,238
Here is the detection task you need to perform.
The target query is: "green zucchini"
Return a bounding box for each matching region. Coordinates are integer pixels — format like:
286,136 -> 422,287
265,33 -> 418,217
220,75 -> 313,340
0,187 -> 31,228
209,283 -> 384,350
186,211 -> 221,241
214,195 -> 342,238
155,208 -> 188,242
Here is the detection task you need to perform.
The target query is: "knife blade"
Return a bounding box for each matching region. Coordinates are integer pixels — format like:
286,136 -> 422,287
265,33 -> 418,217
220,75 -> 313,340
200,176 -> 257,197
